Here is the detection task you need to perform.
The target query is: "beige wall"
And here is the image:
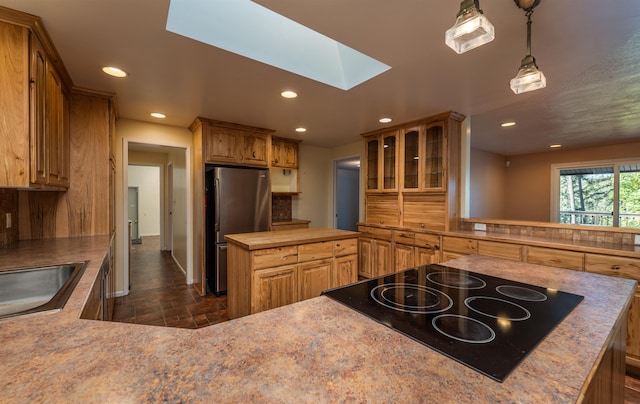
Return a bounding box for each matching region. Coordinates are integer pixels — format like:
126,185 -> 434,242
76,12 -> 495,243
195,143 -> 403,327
295,144 -> 332,227
168,148 -> 188,275
469,148 -> 507,219
503,141 -> 640,222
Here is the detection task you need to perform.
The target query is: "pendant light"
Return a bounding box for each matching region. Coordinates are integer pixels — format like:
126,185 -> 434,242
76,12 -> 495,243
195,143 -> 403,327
445,0 -> 495,54
510,0 -> 546,94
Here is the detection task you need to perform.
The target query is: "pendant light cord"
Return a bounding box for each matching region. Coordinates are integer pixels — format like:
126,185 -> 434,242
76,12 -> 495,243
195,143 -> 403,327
526,9 -> 533,56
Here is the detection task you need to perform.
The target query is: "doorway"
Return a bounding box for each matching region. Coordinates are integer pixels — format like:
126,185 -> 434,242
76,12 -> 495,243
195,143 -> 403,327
334,156 -> 360,231
128,186 -> 141,244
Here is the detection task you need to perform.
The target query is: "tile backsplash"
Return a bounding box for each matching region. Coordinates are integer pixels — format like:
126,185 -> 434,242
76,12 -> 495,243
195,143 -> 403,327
460,219 -> 636,246
272,195 -> 292,221
0,189 -> 18,248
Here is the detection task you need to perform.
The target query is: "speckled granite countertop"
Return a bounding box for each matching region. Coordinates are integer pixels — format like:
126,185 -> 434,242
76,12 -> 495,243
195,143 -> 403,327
0,238 -> 636,403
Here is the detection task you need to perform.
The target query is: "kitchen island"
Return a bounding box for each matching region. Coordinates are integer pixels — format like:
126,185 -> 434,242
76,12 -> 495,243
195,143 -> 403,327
0,238 -> 635,402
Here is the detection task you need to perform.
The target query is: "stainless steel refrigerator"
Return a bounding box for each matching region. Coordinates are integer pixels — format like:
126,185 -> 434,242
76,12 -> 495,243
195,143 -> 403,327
205,166 -> 271,295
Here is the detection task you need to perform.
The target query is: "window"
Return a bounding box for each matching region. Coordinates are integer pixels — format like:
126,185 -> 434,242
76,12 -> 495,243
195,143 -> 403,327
551,160 -> 640,228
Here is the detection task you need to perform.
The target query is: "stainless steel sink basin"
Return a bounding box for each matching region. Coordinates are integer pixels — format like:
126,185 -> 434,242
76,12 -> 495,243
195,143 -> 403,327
0,262 -> 88,320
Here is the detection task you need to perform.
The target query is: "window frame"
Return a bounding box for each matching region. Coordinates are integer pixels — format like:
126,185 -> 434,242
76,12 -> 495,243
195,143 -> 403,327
550,158 -> 640,227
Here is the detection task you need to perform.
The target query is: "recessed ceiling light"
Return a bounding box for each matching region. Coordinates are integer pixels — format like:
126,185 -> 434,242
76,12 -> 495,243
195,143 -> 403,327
501,121 -> 516,127
150,112 -> 166,119
281,90 -> 298,99
295,127 -> 306,133
550,144 -> 562,148
379,117 -> 392,123
102,66 -> 127,78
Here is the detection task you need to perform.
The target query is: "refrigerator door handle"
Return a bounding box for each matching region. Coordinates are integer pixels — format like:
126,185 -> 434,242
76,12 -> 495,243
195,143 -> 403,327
214,176 -> 221,239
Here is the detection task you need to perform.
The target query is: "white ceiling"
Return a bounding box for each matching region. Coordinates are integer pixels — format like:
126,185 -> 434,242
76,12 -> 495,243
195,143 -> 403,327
2,0 -> 640,155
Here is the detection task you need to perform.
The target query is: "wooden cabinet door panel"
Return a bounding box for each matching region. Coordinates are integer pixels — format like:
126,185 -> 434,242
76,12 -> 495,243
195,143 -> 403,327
526,246 -> 584,271
394,243 -> 415,272
241,132 -> 268,166
358,238 -> 374,278
253,265 -> 297,313
374,239 -> 392,277
0,22 -> 30,188
365,194 -> 400,226
30,34 -> 47,185
415,246 -> 439,265
299,259 -> 332,301
203,126 -> 241,163
334,254 -> 357,288
627,292 -> 640,365
403,194 -> 447,231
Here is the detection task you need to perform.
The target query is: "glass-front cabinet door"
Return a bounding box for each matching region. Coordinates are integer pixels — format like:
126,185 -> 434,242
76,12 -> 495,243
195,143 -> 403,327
382,132 -> 397,191
403,126 -> 421,190
422,123 -> 445,190
366,137 -> 379,191
365,131 -> 398,192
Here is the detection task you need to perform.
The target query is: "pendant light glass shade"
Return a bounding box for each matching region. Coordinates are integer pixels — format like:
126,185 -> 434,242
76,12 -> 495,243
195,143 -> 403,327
510,2 -> 546,94
510,55 -> 546,94
445,0 -> 495,54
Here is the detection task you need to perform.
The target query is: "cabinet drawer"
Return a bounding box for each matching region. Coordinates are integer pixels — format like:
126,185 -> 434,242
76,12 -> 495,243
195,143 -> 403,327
584,254 -> 640,284
526,246 -> 584,271
371,228 -> 393,241
298,241 -> 333,262
393,230 -> 415,246
358,225 -> 375,238
252,246 -> 298,270
334,238 -> 357,257
414,233 -> 440,250
478,241 -> 522,261
442,236 -> 477,254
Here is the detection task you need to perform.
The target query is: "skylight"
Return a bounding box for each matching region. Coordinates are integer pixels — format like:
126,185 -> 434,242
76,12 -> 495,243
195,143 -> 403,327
166,0 -> 391,90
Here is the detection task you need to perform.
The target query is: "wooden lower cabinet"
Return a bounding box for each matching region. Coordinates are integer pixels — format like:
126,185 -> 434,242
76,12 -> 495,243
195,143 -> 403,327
228,233 -> 359,319
526,246 -> 584,271
394,243 -> 415,272
358,237 -> 392,278
299,259 -> 332,301
253,265 -> 298,314
333,254 -> 357,288
585,253 -> 640,368
478,240 -> 522,261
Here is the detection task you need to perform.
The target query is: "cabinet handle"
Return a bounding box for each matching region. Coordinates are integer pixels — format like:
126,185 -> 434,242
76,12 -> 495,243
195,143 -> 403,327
380,220 -> 384,224
420,223 -> 425,228
611,265 -> 621,270
252,151 -> 256,158
336,243 -> 341,247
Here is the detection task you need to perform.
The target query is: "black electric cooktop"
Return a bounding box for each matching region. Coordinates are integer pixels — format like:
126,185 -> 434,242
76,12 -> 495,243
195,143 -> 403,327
322,264 -> 584,382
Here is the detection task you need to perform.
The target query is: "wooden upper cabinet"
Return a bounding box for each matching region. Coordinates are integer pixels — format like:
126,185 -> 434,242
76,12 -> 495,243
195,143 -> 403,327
195,118 -> 274,167
402,122 -> 446,192
203,125 -> 242,163
271,137 -> 299,168
241,132 -> 268,166
365,131 -> 398,192
0,16 -> 70,189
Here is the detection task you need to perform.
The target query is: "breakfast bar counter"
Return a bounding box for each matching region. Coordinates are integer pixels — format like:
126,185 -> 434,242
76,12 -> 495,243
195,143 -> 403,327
0,238 -> 635,402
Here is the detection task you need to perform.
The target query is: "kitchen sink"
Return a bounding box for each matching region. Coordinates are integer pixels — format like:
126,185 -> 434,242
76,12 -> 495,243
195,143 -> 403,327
0,262 -> 88,320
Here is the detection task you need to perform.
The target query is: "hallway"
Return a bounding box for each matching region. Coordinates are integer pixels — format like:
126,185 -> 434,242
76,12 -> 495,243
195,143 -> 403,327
112,236 -> 228,329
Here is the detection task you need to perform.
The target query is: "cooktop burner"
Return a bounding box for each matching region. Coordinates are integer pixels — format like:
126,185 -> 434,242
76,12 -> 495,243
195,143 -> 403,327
322,264 -> 583,382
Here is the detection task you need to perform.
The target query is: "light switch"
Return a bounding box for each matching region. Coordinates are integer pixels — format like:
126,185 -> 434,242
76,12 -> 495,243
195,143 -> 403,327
474,223 -> 487,231
6,213 -> 11,229
635,234 -> 640,245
